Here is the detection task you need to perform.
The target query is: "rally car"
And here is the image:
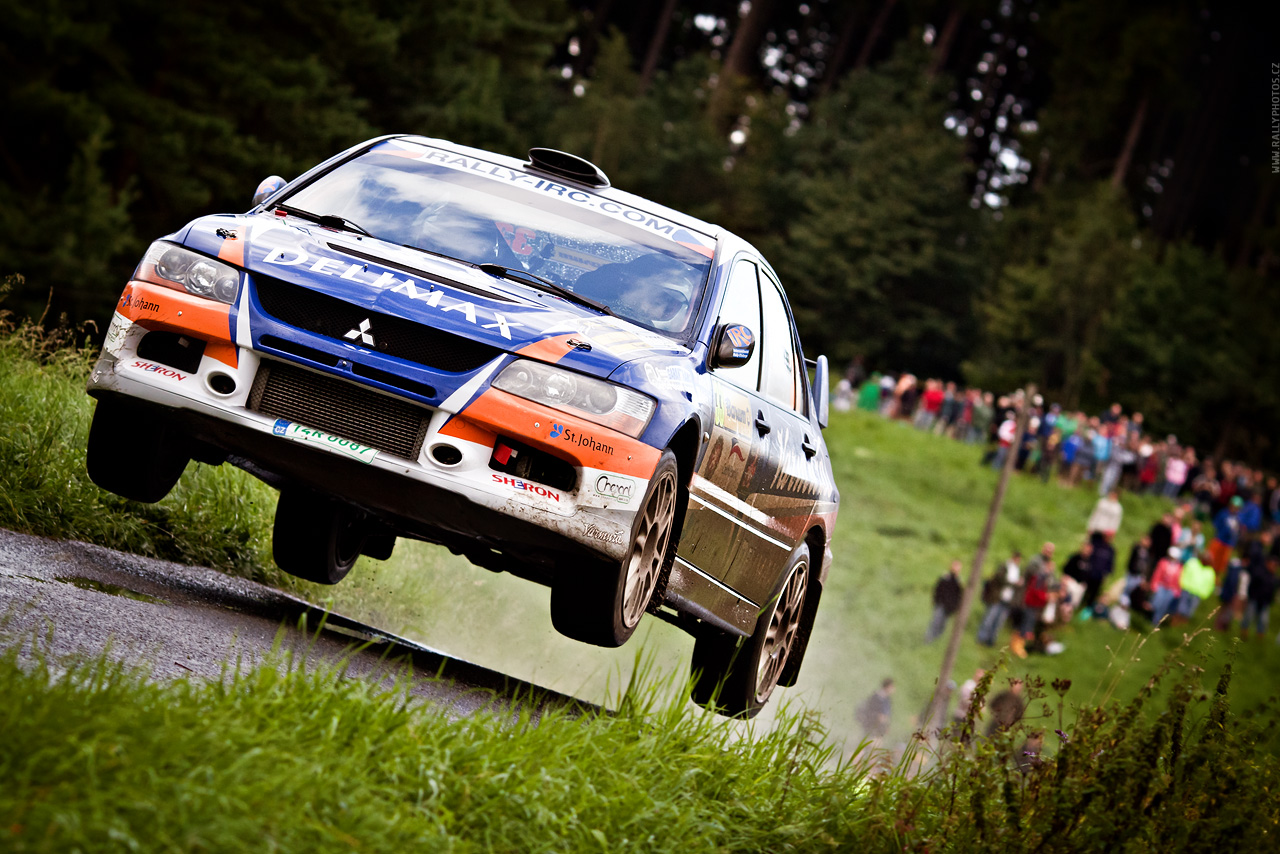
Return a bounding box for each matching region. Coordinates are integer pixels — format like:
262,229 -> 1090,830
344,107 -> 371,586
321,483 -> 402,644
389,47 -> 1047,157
86,135 -> 839,717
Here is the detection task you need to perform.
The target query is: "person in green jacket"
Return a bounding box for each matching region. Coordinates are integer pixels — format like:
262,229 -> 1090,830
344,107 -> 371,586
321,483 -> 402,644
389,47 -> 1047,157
857,373 -> 883,412
1176,550 -> 1216,624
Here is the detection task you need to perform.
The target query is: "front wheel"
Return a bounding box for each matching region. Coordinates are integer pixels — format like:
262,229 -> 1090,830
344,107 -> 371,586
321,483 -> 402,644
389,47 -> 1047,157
86,397 -> 189,503
551,450 -> 679,647
272,489 -> 367,585
690,545 -> 811,719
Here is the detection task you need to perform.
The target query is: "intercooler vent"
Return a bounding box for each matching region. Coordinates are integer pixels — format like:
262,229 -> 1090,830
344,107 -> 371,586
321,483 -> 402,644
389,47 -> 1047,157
248,360 -> 431,461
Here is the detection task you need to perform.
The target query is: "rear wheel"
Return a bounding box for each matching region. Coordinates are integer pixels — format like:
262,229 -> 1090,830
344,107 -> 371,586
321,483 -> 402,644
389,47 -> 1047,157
690,545 -> 810,719
86,397 -> 189,503
272,489 -> 367,585
551,450 -> 679,647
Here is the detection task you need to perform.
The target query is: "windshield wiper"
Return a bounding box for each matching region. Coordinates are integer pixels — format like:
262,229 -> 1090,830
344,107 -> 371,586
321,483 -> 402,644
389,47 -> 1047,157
273,204 -> 372,237
479,263 -> 614,316
401,243 -> 476,269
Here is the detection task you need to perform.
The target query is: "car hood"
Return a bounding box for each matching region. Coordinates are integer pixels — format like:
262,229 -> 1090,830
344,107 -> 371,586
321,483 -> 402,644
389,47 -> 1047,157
182,213 -> 692,379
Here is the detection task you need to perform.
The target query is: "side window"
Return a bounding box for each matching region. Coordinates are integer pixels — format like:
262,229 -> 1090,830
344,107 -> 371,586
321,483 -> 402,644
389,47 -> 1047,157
760,278 -> 804,413
714,260 -> 762,390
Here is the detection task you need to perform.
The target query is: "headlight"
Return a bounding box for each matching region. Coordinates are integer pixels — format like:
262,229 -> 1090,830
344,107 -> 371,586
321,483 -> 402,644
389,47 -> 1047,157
493,359 -> 655,438
135,241 -> 240,305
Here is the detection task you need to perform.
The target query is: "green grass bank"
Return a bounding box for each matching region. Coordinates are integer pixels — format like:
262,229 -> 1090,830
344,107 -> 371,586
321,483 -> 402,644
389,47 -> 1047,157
1,629 -> 1276,852
2,290 -> 1279,757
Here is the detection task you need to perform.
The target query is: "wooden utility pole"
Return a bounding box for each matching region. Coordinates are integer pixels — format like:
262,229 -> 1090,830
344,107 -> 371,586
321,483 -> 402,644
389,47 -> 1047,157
921,384 -> 1036,735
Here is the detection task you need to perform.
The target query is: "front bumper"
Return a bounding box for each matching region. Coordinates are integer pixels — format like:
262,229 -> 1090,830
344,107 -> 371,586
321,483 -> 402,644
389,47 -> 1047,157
89,287 -> 662,567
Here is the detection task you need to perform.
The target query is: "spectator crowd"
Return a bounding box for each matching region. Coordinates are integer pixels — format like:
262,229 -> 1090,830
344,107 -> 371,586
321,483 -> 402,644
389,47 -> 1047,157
841,364 -> 1279,755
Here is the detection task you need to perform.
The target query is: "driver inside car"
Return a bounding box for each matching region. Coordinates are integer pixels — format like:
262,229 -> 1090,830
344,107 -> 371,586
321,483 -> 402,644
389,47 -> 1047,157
576,253 -> 697,332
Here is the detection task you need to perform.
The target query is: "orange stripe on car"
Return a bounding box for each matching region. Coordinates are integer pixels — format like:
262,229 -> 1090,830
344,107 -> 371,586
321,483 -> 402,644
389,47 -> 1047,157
516,334 -> 577,364
117,282 -> 238,367
448,388 -> 660,478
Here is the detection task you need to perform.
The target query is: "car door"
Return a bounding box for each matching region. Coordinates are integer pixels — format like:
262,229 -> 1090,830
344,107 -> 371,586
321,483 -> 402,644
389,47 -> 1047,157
677,258 -> 763,581
678,257 -> 805,603
720,270 -> 821,604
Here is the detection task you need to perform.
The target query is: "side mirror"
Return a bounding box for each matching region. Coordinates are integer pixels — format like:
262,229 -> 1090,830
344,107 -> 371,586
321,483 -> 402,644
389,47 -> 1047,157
813,354 -> 830,429
253,175 -> 287,207
712,323 -> 756,368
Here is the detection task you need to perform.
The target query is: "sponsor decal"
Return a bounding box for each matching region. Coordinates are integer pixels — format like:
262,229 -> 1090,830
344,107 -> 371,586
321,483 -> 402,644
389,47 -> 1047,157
390,143 -> 714,253
713,383 -> 752,435
259,247 -> 523,340
584,523 -> 625,546
594,474 -> 635,504
549,423 -> 614,456
641,362 -> 696,393
271,419 -> 378,464
132,360 -> 187,381
491,473 -> 561,501
119,292 -> 161,313
724,325 -> 755,360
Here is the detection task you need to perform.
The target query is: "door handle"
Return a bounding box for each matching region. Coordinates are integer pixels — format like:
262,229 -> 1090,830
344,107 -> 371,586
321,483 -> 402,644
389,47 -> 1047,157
802,435 -> 817,458
755,410 -> 771,436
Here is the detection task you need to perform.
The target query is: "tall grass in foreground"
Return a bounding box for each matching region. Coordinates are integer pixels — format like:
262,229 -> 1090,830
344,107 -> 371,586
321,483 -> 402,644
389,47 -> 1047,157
1,628 -> 1276,853
0,278 -> 279,580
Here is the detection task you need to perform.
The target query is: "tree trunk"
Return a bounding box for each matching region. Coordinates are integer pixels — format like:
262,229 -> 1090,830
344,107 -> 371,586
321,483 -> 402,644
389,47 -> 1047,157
1234,178 -> 1276,271
710,0 -> 777,127
854,0 -> 898,69
818,6 -> 861,95
927,8 -> 963,77
1109,93 -> 1148,191
637,0 -> 678,94
574,0 -> 617,76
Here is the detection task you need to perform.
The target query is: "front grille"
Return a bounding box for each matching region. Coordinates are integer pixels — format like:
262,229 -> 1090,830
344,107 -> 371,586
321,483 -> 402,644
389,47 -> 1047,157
254,276 -> 503,373
248,360 -> 431,460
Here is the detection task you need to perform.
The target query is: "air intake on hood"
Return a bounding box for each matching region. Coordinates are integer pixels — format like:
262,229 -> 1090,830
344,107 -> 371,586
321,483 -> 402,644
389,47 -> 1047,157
526,148 -> 610,188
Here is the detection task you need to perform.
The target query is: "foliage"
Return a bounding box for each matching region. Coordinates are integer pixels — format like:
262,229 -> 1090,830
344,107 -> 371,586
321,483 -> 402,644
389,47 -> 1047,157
0,277 -> 278,580
0,1 -> 1274,462
4,307 -> 1277,754
0,0 -> 569,324
966,183 -> 1140,406
1,621 -> 1277,852
759,43 -> 983,376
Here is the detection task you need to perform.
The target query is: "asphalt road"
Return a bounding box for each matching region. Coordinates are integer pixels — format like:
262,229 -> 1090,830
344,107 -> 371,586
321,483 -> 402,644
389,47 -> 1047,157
0,527 -> 592,720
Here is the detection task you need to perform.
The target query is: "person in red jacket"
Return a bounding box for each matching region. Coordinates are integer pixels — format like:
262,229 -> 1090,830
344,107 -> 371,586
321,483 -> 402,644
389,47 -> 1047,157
1150,548 -> 1184,628
1015,543 -> 1056,657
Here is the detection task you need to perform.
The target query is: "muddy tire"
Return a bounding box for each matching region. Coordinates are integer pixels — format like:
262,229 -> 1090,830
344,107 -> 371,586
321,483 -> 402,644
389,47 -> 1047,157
690,544 -> 810,719
551,450 -> 679,647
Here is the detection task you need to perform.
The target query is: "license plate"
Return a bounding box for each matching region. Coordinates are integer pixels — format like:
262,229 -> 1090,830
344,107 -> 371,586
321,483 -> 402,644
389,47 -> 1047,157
272,419 -> 378,464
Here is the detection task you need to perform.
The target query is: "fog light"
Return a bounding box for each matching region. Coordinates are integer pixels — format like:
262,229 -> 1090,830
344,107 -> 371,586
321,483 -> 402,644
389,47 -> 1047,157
208,373 -> 237,396
430,444 -> 463,466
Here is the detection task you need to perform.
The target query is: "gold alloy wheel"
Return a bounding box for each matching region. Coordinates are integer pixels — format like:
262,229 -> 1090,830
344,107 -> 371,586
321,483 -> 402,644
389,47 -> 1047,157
620,467 -> 677,629
754,557 -> 808,703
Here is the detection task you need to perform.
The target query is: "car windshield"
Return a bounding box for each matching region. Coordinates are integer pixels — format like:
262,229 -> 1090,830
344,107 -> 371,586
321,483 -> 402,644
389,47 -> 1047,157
283,140 -> 716,336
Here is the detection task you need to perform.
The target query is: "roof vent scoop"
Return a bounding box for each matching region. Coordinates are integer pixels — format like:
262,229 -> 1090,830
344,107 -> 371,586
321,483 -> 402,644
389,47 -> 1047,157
526,148 -> 611,188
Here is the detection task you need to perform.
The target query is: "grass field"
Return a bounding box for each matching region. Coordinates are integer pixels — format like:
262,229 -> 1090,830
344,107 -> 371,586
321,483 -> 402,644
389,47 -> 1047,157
317,409 -> 1280,757
4,304 -> 1280,850
2,299 -> 1277,760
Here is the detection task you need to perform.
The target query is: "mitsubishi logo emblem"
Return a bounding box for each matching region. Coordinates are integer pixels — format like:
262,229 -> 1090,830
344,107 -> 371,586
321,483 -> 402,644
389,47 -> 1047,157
344,318 -> 374,346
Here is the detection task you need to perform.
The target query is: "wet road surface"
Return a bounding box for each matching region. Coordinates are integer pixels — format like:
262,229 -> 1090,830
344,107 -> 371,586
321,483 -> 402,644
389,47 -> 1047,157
0,527 -> 594,720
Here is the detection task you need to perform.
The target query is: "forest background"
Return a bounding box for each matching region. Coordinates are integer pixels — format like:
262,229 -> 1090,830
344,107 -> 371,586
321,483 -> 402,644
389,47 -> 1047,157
1,0 -> 1277,466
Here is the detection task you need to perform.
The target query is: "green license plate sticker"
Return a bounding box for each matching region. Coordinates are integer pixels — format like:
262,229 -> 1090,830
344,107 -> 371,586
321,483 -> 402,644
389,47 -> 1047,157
272,419 -> 378,464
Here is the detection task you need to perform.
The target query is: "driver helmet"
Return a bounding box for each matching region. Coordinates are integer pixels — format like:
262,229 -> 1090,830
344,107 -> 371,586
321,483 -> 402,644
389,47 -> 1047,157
617,254 -> 695,327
